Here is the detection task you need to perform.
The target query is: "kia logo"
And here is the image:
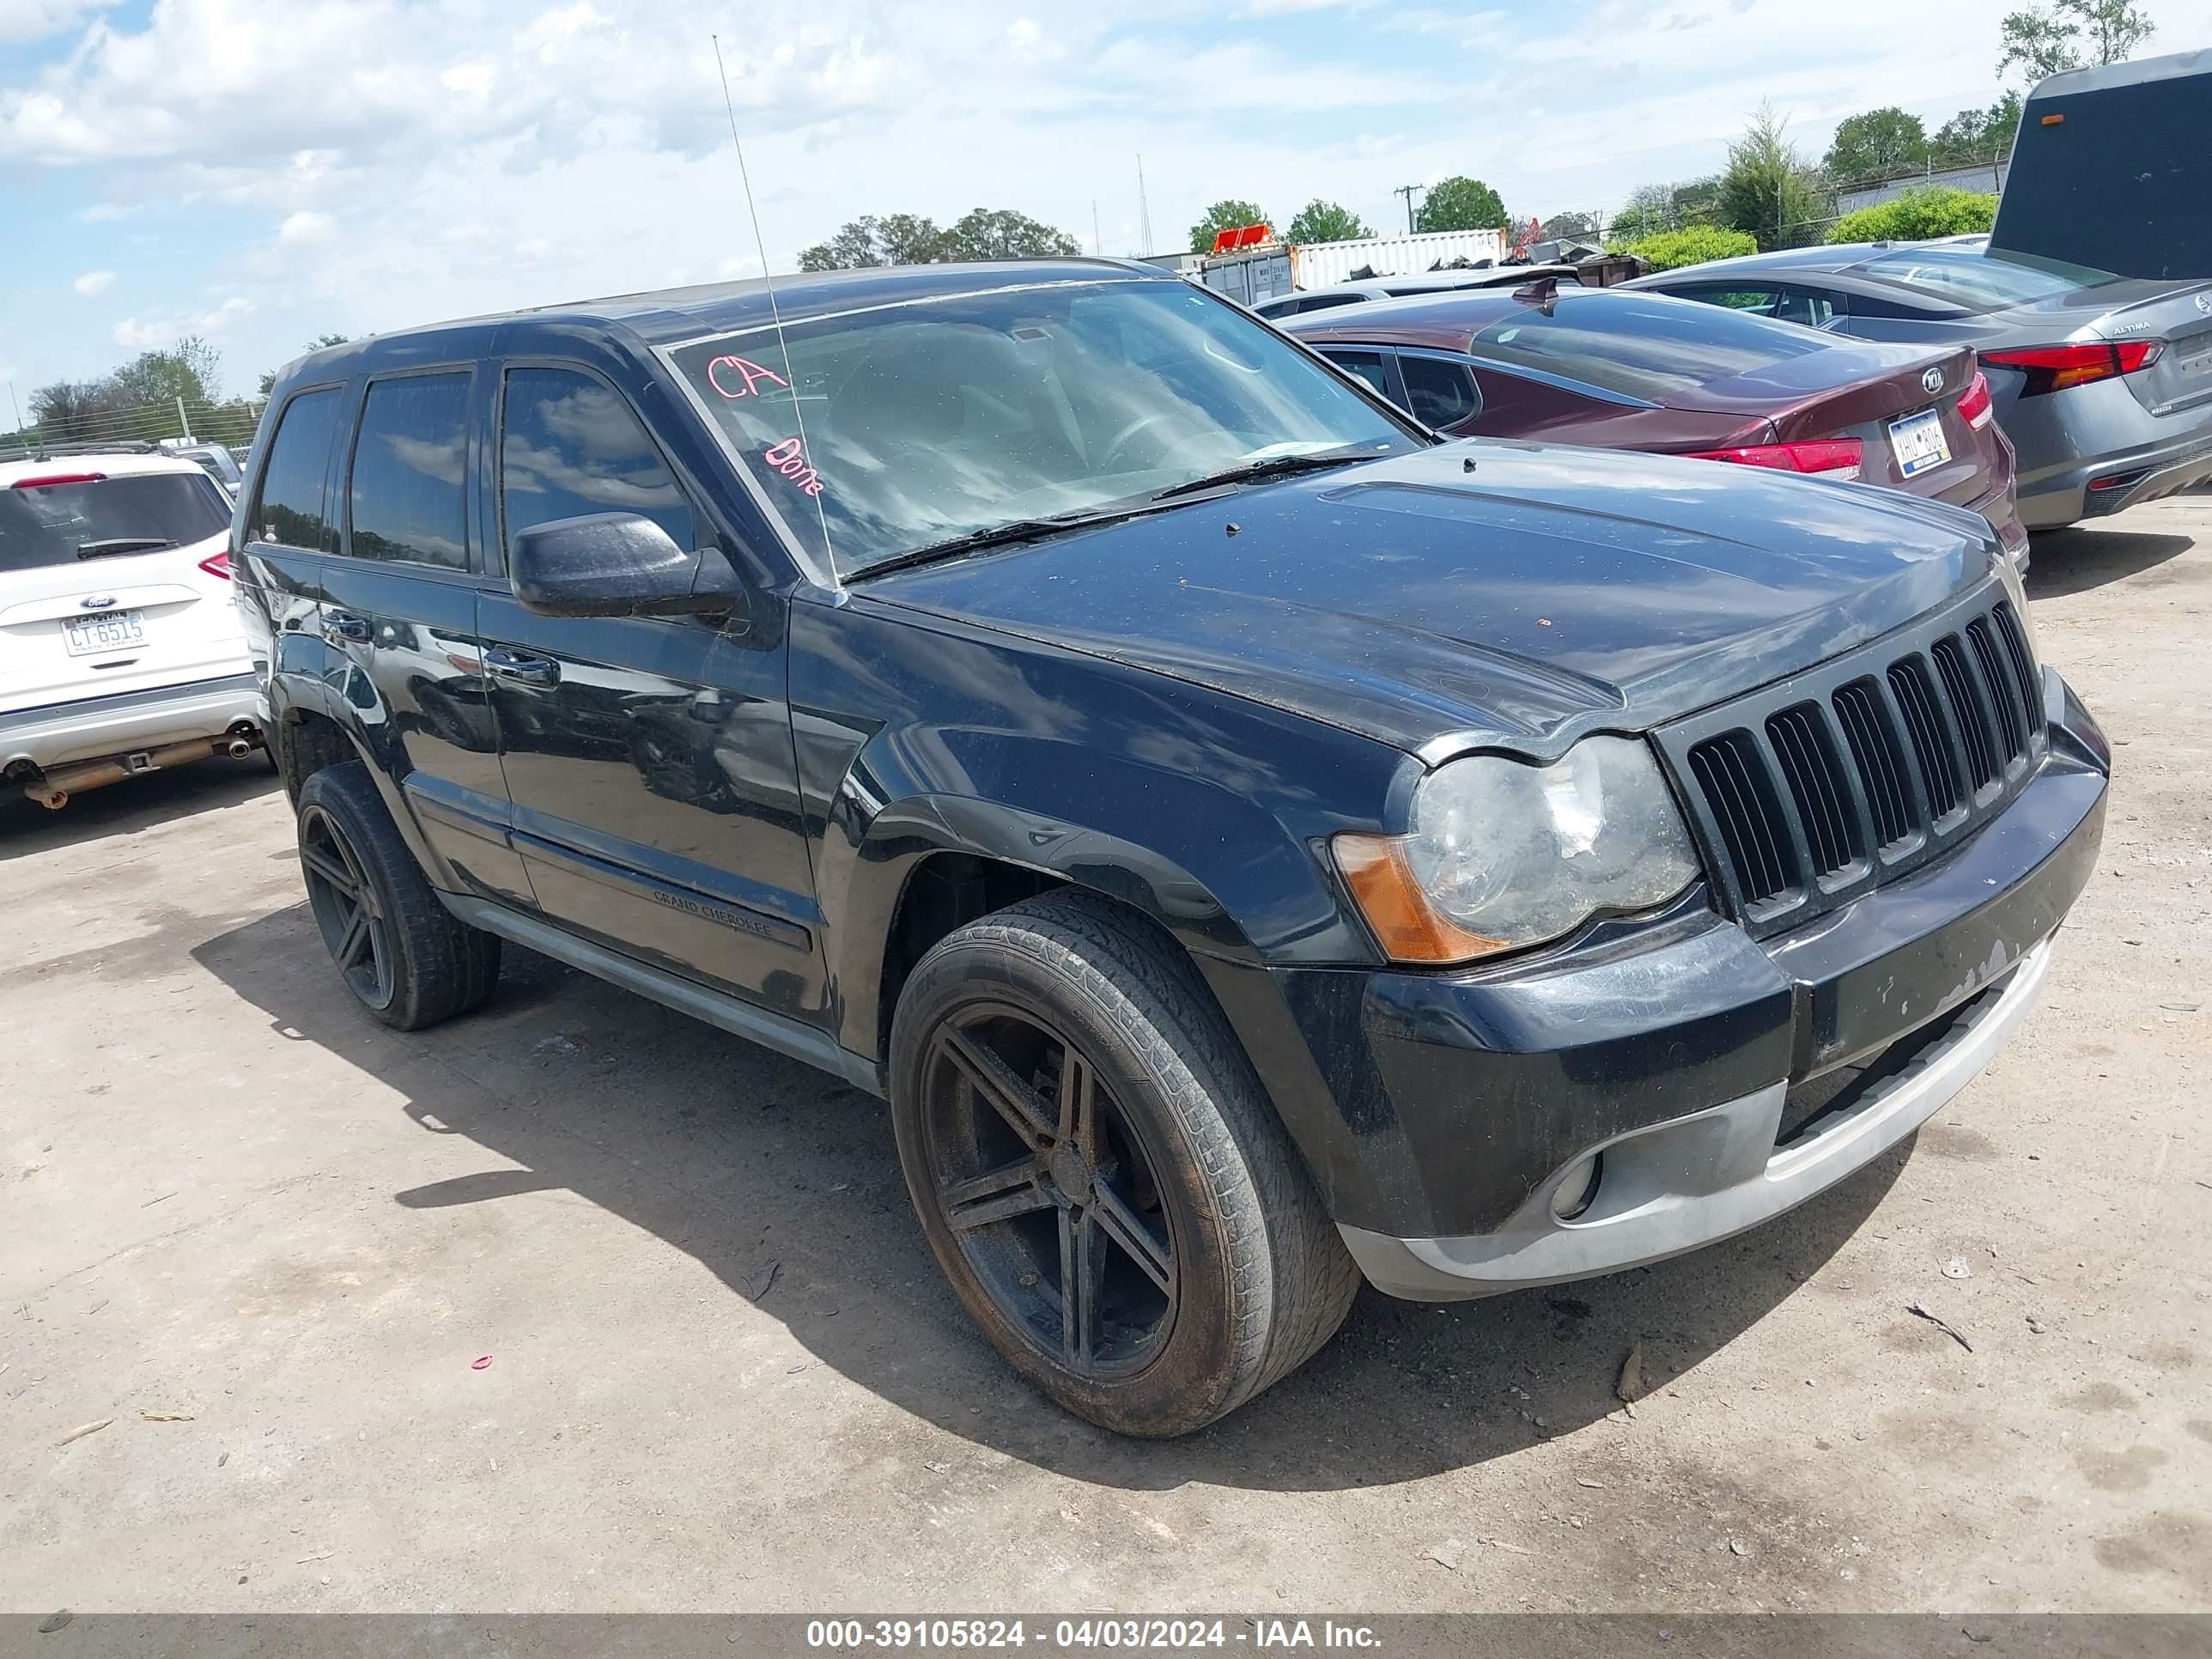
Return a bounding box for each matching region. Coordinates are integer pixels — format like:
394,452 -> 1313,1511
1922,367 -> 1945,396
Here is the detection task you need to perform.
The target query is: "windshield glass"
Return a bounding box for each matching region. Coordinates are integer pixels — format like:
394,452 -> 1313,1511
0,471 -> 232,574
1857,246 -> 2126,310
1468,293 -> 1830,401
666,277 -> 1417,576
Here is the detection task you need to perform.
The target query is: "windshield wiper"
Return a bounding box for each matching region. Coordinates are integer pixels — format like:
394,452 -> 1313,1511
845,507 -> 1146,583
1148,448 -> 1371,503
78,537 -> 176,558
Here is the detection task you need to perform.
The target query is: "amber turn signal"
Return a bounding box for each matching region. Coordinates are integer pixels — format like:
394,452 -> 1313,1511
1333,834 -> 1505,964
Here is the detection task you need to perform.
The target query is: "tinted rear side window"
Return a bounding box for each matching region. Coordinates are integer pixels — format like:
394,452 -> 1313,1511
500,368 -> 695,561
1469,294 -> 1828,400
1399,356 -> 1482,428
346,373 -> 472,570
252,387 -> 343,550
0,473 -> 231,574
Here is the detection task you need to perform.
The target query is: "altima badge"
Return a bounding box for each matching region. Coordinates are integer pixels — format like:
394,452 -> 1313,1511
1922,367 -> 1945,396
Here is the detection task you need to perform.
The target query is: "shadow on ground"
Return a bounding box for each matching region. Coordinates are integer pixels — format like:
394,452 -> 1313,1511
191,900 -> 1904,1493
0,755 -> 278,863
2026,525 -> 2195,601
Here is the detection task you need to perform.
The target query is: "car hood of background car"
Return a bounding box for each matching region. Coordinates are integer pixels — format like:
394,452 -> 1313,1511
858,441 -> 1997,760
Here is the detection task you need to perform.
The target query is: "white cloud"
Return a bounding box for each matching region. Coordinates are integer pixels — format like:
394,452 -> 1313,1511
72,268 -> 115,295
277,210 -> 335,245
113,296 -> 253,350
0,0 -> 102,44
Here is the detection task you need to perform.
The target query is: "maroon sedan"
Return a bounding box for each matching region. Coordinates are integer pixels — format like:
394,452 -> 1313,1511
1283,284 -> 2027,558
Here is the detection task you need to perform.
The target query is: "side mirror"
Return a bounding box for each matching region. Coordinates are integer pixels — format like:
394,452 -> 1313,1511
509,513 -> 743,619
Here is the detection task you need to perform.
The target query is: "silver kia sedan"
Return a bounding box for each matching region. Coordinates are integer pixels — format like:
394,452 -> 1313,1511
1628,242 -> 2212,529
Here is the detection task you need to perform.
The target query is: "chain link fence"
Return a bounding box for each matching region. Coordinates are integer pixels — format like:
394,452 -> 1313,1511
3,396 -> 264,456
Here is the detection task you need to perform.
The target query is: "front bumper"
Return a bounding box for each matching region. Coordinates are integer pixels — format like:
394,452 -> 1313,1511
1260,670 -> 2107,1302
0,672 -> 262,774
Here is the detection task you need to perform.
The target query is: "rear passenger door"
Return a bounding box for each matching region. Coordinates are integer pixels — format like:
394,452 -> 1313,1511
475,362 -> 823,1018
320,366 -> 533,905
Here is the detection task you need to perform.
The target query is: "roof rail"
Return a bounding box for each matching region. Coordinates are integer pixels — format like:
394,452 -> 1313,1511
0,439 -> 157,464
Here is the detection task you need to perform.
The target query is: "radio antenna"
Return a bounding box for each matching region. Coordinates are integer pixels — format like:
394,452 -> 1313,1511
711,34 -> 834,567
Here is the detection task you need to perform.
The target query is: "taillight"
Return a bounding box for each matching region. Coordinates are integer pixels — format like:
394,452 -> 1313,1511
198,550 -> 234,580
9,471 -> 106,489
1982,340 -> 2163,395
1684,438 -> 1863,480
1956,370 -> 1994,430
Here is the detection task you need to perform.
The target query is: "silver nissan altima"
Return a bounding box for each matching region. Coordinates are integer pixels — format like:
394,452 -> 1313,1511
1628,241 -> 2212,530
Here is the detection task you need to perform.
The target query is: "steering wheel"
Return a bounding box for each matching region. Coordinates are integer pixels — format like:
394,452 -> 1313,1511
1097,411 -> 1186,474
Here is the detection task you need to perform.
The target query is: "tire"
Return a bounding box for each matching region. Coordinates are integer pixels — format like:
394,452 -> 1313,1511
295,761 -> 501,1030
888,890 -> 1358,1437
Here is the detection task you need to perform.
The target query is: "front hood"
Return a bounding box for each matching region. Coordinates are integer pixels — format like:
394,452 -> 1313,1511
862,441 -> 1998,759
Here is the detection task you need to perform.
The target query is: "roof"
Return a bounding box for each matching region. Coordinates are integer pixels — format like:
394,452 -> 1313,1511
287,258 -> 1169,377
2029,46 -> 2209,99
0,449 -> 209,484
1279,284 -> 1633,349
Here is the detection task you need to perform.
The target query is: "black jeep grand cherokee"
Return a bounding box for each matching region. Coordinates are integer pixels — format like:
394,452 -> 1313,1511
237,259 -> 2107,1437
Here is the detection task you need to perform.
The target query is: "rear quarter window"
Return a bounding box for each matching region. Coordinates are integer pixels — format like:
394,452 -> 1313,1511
252,386 -> 346,551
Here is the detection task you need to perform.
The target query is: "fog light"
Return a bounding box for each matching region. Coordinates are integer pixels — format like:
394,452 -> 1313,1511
1550,1154 -> 1602,1221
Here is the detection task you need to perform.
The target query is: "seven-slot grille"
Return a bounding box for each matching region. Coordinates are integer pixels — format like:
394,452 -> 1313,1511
1658,588 -> 2045,938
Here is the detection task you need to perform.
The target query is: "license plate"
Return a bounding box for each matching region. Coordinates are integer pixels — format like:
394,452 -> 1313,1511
1889,408 -> 1952,478
63,609 -> 145,657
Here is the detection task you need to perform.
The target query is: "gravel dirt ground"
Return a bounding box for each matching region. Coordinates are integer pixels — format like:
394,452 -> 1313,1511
2,495 -> 2207,1616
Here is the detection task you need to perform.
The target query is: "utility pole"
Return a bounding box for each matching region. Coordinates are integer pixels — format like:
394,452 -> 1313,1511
5,380 -> 21,437
1393,183 -> 1423,234
1092,199 -> 1103,256
1136,155 -> 1153,255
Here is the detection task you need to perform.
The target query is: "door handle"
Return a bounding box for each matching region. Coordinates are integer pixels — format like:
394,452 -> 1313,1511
323,610 -> 372,643
483,647 -> 561,688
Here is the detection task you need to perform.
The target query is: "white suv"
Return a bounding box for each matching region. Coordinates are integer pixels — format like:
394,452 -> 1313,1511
1,444 -> 262,809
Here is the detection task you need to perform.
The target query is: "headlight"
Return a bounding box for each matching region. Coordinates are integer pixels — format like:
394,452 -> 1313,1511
1334,735 -> 1701,963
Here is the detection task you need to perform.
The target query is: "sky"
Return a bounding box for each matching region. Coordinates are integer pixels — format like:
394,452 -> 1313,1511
1,0 -> 2205,407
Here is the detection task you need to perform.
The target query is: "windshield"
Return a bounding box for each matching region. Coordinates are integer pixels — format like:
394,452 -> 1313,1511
667,277 -> 1418,577
1856,246 -> 2126,310
1468,293 -> 1830,402
0,471 -> 232,574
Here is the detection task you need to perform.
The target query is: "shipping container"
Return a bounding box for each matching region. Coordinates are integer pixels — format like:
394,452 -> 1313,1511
1200,228 -> 1510,306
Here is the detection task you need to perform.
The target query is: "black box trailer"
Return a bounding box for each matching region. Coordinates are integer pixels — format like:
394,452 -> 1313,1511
1993,49 -> 2212,282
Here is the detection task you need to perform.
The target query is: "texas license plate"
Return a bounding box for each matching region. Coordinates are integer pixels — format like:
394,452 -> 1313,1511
63,609 -> 144,656
1889,408 -> 1952,478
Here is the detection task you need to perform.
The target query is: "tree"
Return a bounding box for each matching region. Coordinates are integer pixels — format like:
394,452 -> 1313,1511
1285,199 -> 1371,244
1607,184 -> 1674,240
1997,0 -> 2154,82
258,335 -> 349,398
1539,211 -> 1597,241
1416,176 -> 1507,234
1188,199 -> 1269,254
1823,107 -> 1929,185
937,208 -> 1081,261
1827,187 -> 1998,244
1717,104 -> 1826,251
1930,92 -> 2024,165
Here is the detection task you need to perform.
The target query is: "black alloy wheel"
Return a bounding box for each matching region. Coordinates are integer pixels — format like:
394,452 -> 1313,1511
300,800 -> 395,1012
919,1004 -> 1179,1376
